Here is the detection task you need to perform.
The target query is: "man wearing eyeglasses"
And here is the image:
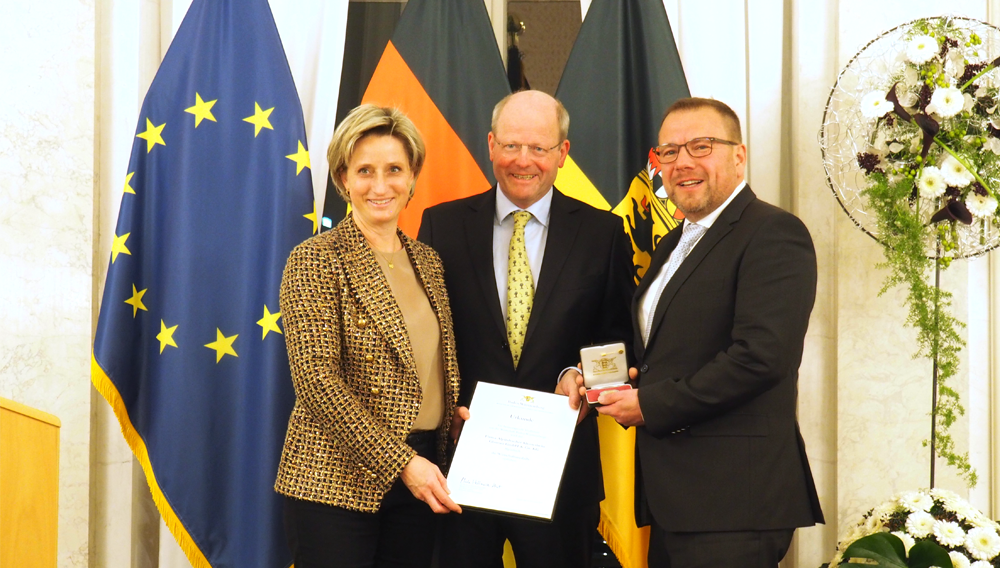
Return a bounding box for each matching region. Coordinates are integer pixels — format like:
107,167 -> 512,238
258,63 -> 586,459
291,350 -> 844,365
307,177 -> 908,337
418,89 -> 634,567
594,98 -> 824,567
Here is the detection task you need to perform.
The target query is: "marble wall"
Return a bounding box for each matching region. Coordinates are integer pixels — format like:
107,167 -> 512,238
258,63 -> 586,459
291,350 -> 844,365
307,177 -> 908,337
0,1 -> 96,566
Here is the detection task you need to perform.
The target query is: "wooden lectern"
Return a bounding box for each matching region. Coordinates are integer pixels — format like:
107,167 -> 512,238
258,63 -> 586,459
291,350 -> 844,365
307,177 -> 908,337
1,397 -> 60,568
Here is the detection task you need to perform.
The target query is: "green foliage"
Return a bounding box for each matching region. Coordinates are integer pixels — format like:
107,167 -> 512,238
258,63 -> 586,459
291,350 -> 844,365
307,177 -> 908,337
842,533 -> 908,567
863,172 -> 978,487
840,533 -> 954,568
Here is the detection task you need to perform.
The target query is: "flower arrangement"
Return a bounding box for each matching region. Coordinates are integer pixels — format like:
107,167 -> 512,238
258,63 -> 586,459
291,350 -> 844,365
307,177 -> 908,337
828,488 -> 1000,568
838,17 -> 1000,486
856,18 -> 1000,248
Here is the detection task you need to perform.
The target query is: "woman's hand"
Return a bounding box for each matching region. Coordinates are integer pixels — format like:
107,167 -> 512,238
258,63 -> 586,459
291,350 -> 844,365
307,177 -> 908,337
400,455 -> 462,514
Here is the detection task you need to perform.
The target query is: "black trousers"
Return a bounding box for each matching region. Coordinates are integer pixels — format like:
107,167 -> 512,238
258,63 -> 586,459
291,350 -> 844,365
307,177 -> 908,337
440,499 -> 600,568
284,433 -> 439,568
647,526 -> 795,568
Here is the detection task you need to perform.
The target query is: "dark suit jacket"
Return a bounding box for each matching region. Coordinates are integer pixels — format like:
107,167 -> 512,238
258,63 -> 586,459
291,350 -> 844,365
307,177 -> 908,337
633,186 -> 824,532
419,187 -> 635,505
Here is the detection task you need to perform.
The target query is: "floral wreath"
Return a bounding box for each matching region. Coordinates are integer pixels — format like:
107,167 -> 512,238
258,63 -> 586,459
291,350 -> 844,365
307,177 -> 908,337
819,16 -> 1000,486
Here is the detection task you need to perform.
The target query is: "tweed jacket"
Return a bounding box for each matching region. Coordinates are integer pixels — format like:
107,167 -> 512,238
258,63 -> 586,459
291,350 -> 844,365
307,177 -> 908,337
274,217 -> 461,513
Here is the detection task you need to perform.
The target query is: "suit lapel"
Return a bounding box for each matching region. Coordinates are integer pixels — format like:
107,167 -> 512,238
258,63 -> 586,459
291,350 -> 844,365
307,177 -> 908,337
466,189 -> 507,340
523,189 -> 580,348
337,219 -> 417,379
644,187 -> 757,348
633,226 -> 682,359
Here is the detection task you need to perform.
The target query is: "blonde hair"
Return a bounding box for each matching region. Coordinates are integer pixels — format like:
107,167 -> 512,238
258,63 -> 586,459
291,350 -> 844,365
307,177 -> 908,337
327,104 -> 426,201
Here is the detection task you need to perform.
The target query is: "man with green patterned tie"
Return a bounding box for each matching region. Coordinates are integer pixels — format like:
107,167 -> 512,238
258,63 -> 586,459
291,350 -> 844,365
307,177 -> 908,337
418,90 -> 635,568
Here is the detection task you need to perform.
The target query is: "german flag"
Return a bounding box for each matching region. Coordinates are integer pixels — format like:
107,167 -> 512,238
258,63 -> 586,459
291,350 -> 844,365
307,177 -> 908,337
554,1 -> 689,567
360,0 -> 510,237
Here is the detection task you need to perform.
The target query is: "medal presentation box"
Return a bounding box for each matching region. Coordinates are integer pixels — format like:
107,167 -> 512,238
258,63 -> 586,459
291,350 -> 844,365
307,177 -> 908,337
580,342 -> 631,406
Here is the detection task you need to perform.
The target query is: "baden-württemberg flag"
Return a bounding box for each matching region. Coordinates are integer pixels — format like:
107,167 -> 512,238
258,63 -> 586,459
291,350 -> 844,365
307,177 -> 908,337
554,2 -> 689,567
361,0 -> 510,237
92,1 -> 314,566
555,0 -> 689,282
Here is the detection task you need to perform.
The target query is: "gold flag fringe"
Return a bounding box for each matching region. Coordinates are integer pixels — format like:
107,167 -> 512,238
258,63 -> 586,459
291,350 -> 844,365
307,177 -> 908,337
598,509 -> 649,568
91,353 -> 213,568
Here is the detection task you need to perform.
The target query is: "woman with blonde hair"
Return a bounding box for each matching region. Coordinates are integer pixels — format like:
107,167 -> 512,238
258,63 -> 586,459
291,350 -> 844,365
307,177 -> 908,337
275,104 -> 461,567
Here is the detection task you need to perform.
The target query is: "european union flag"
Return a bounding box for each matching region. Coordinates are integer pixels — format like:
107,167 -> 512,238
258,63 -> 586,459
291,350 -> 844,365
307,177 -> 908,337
92,0 -> 314,566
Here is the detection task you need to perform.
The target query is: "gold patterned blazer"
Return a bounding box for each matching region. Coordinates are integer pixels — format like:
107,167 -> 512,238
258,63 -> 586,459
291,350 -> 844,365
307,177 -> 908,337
274,217 -> 460,513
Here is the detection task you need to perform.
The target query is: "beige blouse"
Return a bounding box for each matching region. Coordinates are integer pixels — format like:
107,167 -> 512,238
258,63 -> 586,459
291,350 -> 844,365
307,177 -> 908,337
374,248 -> 444,431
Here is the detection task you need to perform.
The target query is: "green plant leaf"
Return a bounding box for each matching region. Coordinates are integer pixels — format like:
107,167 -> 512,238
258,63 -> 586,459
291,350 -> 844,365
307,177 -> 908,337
906,540 -> 953,568
841,533 -> 908,567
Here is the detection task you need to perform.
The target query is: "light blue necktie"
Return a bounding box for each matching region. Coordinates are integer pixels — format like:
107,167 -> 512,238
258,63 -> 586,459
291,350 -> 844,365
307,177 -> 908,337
643,222 -> 707,344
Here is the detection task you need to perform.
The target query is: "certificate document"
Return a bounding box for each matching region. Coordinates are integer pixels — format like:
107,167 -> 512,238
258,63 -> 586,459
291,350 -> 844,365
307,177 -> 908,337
447,382 -> 578,520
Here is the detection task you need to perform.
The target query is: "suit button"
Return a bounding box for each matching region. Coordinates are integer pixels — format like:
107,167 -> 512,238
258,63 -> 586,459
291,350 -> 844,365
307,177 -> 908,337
365,354 -> 374,362
371,387 -> 381,395
640,364 -> 649,373
501,341 -> 508,350
358,317 -> 367,328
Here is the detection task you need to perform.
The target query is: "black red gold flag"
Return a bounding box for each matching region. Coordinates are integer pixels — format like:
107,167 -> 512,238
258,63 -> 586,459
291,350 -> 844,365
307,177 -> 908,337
553,1 -> 690,567
361,0 -> 510,237
91,0 -> 313,566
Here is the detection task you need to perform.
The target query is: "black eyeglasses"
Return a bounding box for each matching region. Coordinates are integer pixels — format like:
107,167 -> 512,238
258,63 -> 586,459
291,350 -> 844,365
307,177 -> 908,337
653,137 -> 739,163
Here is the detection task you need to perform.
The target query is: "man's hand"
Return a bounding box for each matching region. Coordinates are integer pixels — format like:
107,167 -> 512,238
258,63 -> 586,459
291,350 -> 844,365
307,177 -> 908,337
595,387 -> 645,427
400,455 -> 462,514
556,366 -> 589,424
450,406 -> 470,443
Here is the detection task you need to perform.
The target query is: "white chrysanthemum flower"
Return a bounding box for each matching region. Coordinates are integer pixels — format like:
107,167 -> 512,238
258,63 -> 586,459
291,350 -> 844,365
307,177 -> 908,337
966,527 -> 1000,560
971,561 -> 993,568
861,91 -> 892,118
918,166 -> 947,198
907,511 -> 937,538
931,488 -> 962,510
930,86 -> 967,118
967,194 -> 999,217
900,491 -> 934,512
950,551 -> 972,568
907,34 -> 939,64
952,500 -> 980,520
941,155 -> 975,187
934,520 -> 967,547
892,531 -> 916,554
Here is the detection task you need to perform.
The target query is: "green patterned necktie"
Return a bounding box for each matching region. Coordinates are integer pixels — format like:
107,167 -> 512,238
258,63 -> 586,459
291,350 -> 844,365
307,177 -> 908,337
506,211 -> 534,368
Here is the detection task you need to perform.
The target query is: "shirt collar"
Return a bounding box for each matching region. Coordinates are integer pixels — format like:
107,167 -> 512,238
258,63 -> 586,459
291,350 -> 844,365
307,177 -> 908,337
495,185 -> 553,227
685,180 -> 746,230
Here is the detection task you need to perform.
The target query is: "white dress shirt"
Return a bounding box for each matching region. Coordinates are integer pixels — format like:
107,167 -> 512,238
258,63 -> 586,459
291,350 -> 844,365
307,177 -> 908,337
493,186 -> 552,321
637,180 -> 747,344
